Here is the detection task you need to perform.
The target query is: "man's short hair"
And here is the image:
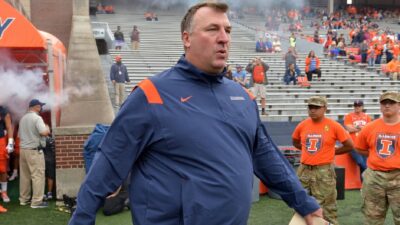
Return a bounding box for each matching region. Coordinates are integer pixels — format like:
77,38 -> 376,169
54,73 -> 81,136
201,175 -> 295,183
180,2 -> 228,34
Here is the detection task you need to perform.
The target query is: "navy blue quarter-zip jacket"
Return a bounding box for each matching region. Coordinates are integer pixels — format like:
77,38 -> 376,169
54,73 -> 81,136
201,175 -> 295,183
69,56 -> 319,225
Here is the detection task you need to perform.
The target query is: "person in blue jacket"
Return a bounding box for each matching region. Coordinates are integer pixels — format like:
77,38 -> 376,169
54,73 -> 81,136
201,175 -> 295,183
69,2 -> 322,225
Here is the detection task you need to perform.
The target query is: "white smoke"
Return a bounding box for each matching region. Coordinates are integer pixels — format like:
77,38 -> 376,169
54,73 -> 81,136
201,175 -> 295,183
119,0 -> 306,10
0,50 -> 94,122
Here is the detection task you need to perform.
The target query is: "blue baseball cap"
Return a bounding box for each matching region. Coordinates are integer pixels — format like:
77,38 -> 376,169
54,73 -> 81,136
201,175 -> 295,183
29,99 -> 45,107
353,100 -> 364,106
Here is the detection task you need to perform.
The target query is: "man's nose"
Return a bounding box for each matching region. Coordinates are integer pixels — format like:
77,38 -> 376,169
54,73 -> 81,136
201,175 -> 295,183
217,29 -> 230,43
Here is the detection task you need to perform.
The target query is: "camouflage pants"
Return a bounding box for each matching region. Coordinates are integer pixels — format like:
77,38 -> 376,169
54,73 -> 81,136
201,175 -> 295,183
297,164 -> 338,225
361,168 -> 400,225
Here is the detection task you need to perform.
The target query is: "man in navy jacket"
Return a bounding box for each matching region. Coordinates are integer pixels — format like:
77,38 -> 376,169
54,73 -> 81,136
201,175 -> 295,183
69,2 -> 322,225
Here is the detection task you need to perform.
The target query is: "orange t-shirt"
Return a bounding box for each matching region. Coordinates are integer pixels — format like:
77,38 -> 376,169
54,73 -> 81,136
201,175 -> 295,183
387,60 -> 400,73
292,117 -> 350,165
393,45 -> 399,58
344,112 -> 372,141
355,118 -> 400,171
0,137 -> 7,160
253,65 -> 265,84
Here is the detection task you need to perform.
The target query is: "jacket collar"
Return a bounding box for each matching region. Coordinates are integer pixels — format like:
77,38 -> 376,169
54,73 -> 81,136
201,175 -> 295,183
174,55 -> 225,84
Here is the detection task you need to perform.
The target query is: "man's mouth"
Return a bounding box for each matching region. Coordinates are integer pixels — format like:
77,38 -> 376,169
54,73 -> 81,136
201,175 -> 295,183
217,49 -> 226,53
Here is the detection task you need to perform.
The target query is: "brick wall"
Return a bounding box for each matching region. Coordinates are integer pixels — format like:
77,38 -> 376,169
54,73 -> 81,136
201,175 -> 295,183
55,134 -> 89,169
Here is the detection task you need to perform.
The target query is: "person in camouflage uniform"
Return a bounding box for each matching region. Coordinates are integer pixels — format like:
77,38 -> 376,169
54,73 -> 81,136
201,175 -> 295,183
292,96 -> 353,225
355,91 -> 400,225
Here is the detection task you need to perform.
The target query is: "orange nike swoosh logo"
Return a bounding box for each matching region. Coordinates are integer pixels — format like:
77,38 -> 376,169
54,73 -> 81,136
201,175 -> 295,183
180,96 -> 192,102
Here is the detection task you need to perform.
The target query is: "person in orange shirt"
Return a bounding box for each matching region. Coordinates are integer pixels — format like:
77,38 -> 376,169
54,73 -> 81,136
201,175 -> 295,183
393,43 -> 399,59
355,91 -> 400,225
292,96 -> 353,225
0,106 -> 14,213
344,100 -> 372,176
246,57 -> 269,115
385,56 -> 399,80
374,43 -> 383,64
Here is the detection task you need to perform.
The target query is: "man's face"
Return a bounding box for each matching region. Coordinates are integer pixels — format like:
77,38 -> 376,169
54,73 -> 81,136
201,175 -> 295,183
380,100 -> 400,117
354,105 -> 363,113
182,7 -> 231,74
307,105 -> 326,121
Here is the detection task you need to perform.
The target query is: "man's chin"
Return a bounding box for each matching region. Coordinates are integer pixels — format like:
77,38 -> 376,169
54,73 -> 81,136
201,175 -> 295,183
212,62 -> 227,70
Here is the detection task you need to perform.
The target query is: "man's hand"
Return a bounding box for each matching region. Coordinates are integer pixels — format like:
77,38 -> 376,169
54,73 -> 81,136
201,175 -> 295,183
6,138 -> 14,154
304,208 -> 323,225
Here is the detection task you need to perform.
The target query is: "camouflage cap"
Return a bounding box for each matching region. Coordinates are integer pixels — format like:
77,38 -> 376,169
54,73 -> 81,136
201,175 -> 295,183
307,96 -> 327,107
379,91 -> 400,103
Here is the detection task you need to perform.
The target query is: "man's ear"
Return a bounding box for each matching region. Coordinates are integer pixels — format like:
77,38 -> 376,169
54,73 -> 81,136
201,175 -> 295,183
182,31 -> 191,49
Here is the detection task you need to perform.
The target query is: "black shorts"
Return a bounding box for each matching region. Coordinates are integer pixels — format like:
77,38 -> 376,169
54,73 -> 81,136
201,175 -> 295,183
45,151 -> 55,179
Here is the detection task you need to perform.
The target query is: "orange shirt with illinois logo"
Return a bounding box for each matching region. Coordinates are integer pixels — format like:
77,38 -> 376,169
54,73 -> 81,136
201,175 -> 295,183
355,119 -> 400,171
292,118 -> 350,165
344,112 -> 372,141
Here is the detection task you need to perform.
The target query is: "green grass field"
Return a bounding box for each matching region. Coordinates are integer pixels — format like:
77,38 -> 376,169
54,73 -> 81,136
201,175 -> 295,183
1,180 -> 395,225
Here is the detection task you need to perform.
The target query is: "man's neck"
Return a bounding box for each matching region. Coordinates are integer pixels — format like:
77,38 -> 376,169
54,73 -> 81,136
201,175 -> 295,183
383,114 -> 400,125
311,117 -> 324,123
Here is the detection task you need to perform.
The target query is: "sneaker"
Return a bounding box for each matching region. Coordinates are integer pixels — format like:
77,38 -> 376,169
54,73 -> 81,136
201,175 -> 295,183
0,204 -> 7,213
1,192 -> 10,203
8,173 -> 18,181
47,192 -> 53,200
20,201 -> 31,206
31,202 -> 48,209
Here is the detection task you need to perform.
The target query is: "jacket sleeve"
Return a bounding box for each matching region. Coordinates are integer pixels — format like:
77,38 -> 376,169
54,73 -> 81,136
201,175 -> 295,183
252,118 -> 320,217
68,88 -> 159,225
110,65 -> 115,81
124,66 -> 130,82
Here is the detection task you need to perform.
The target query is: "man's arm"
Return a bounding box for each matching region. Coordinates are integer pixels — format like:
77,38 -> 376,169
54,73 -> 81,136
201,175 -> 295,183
253,119 -> 320,218
335,138 -> 353,155
261,61 -> 269,72
39,125 -> 50,137
4,113 -> 14,153
110,65 -> 116,84
344,124 -> 359,133
36,117 -> 50,137
4,113 -> 13,140
292,138 -> 301,150
355,148 -> 369,156
69,87 -> 158,225
124,66 -> 130,83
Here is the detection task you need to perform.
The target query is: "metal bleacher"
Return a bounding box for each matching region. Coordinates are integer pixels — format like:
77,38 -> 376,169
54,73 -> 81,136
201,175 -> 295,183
93,11 -> 399,122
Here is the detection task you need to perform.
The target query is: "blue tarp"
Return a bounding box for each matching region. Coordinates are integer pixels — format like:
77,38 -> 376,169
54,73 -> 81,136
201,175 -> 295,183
83,124 -> 110,173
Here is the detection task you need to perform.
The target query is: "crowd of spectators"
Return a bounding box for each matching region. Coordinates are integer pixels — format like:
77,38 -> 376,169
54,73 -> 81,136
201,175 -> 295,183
304,6 -> 400,80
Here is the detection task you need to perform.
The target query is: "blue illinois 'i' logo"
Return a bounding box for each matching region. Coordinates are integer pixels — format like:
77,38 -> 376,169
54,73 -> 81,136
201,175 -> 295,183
0,18 -> 15,39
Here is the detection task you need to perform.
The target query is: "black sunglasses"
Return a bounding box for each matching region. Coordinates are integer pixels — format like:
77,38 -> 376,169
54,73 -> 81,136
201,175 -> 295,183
308,105 -> 322,110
